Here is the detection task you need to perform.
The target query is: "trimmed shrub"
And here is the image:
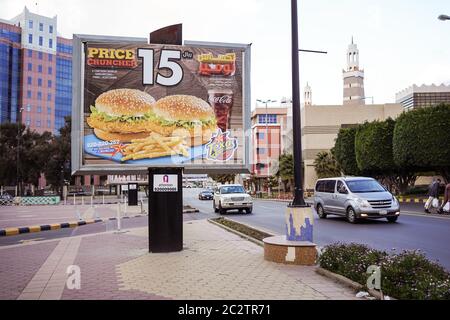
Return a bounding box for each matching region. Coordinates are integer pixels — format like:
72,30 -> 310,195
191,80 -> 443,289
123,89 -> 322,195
319,243 -> 450,300
381,250 -> 450,300
318,243 -> 387,285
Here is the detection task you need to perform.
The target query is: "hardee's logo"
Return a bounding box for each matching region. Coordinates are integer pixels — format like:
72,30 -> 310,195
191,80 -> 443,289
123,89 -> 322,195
87,47 -> 137,68
197,53 -> 236,76
205,129 -> 238,162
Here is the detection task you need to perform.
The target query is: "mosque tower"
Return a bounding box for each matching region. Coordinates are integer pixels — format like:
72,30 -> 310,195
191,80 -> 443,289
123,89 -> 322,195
343,37 -> 365,105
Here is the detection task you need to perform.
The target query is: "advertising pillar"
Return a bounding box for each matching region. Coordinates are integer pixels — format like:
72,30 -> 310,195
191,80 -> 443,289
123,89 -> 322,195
128,183 -> 138,206
148,168 -> 183,253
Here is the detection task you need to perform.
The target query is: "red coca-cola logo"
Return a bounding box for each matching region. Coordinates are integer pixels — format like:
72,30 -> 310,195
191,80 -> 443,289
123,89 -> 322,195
209,95 -> 232,104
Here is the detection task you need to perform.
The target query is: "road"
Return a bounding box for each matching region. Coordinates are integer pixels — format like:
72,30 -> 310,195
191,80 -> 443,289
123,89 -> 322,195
184,188 -> 450,270
1,188 -> 449,271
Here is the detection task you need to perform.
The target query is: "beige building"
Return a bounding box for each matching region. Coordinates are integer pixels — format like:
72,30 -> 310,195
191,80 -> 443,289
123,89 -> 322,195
301,102 -> 404,190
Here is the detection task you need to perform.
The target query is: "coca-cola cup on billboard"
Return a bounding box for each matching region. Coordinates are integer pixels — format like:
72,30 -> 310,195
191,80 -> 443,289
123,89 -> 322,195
208,89 -> 233,132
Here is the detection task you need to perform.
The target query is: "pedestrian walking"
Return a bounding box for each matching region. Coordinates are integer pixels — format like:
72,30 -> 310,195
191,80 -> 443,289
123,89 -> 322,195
424,179 -> 441,213
439,182 -> 450,214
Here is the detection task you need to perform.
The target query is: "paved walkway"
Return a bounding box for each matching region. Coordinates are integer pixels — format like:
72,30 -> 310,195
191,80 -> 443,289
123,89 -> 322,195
0,219 -> 358,300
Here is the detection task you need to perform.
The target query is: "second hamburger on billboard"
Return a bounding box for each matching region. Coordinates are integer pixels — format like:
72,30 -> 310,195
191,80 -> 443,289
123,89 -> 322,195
83,42 -> 246,167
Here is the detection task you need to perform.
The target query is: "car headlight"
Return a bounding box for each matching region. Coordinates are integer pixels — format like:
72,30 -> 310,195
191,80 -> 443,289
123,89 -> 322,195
392,196 -> 398,206
355,198 -> 370,208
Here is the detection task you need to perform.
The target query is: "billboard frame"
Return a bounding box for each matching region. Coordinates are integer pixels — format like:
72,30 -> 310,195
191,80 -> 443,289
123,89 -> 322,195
71,35 -> 252,175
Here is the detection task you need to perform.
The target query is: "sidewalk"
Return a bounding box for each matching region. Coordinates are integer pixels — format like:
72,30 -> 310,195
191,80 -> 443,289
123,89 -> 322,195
0,219 -> 358,300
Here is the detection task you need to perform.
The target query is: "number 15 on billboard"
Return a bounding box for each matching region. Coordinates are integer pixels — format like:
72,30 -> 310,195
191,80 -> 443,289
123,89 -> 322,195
138,49 -> 183,87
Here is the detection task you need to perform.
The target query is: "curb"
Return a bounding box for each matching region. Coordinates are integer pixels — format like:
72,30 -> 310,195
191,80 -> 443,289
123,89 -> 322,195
0,214 -> 146,237
315,267 -> 390,300
207,218 -> 266,248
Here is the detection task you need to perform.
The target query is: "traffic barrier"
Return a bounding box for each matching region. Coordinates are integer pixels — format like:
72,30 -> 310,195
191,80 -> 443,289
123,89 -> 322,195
17,196 -> 60,206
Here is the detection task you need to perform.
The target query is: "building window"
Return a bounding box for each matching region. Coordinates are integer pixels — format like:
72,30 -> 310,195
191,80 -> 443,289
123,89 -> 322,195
49,39 -> 53,48
48,80 -> 52,88
38,78 -> 42,87
256,163 -> 266,170
48,54 -> 53,62
28,20 -> 33,29
39,36 -> 43,46
27,90 -> 32,99
36,120 -> 41,127
47,93 -> 52,101
47,107 -> 52,114
28,63 -> 32,71
258,114 -> 277,124
27,50 -> 32,58
38,65 -> 43,73
257,132 -> 265,140
28,34 -> 33,44
257,148 -> 266,155
37,106 -> 42,113
39,23 -> 43,31
27,77 -> 32,85
38,52 -> 43,60
49,25 -> 53,34
48,66 -> 52,75
47,119 -> 51,128
26,104 -> 31,112
26,120 -> 31,126
37,92 -> 42,100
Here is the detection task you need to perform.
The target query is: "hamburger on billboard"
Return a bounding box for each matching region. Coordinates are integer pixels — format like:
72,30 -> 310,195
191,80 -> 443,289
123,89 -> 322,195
72,35 -> 250,174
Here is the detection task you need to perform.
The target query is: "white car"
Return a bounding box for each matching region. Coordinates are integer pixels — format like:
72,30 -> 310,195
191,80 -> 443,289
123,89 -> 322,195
213,184 -> 253,214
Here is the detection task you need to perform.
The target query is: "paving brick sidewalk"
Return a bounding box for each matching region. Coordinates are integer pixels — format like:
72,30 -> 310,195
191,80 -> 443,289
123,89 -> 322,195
0,219 -> 358,300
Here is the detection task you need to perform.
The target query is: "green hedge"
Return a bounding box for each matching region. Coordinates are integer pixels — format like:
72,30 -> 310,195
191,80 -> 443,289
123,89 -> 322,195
319,243 -> 450,300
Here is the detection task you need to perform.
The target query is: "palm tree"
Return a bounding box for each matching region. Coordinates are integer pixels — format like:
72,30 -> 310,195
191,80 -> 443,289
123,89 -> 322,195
314,151 -> 341,179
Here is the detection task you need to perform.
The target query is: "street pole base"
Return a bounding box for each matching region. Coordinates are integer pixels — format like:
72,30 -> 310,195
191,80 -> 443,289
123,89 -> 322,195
263,236 -> 317,265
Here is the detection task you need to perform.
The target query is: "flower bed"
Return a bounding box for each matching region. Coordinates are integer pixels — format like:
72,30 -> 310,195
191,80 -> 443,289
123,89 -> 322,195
318,243 -> 450,300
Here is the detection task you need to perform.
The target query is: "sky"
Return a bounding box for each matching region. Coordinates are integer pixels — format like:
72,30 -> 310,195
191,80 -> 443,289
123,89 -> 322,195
1,0 -> 450,107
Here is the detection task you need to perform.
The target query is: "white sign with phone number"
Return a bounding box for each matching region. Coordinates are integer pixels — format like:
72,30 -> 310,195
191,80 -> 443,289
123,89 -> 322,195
153,174 -> 178,192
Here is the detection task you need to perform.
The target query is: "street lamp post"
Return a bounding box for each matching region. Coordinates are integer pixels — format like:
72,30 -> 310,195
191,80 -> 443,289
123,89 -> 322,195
256,99 -> 277,195
16,107 -> 24,197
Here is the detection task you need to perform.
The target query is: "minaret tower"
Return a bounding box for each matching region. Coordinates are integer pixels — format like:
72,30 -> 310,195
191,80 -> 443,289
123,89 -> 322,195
343,37 -> 365,105
304,82 -> 312,106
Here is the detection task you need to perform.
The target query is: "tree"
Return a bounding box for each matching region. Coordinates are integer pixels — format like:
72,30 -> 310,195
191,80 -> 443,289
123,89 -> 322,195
0,122 -> 52,193
313,151 -> 341,179
334,127 -> 360,176
355,118 -> 416,193
277,153 -> 294,191
44,117 -> 72,197
209,174 -> 236,184
393,103 -> 450,183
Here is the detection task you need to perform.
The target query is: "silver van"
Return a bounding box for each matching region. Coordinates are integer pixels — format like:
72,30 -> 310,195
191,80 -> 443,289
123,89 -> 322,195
313,177 -> 400,223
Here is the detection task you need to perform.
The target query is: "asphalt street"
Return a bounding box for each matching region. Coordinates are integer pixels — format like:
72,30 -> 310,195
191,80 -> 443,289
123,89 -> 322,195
1,188 -> 449,271
185,188 -> 450,270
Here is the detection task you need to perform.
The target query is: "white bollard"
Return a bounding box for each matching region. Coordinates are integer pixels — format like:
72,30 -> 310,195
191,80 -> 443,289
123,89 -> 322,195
76,206 -> 82,220
90,196 -> 93,207
82,196 -> 84,206
117,202 -> 121,232
73,194 -> 76,206
102,194 -> 105,205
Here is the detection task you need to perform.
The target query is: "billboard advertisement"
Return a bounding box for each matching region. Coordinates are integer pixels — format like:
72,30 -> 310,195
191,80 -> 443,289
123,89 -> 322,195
72,35 -> 251,174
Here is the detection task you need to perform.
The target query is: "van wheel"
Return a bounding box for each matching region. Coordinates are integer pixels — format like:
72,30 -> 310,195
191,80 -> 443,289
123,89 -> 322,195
213,201 -> 219,213
387,216 -> 398,223
245,208 -> 252,214
346,207 -> 358,224
317,204 -> 327,219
